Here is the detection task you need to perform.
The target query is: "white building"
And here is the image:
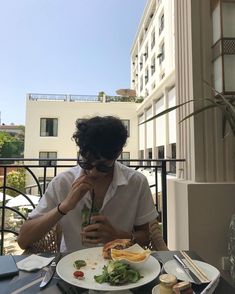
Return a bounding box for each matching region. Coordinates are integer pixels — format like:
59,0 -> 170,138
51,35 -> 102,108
132,0 -> 235,273
24,93 -> 139,184
131,0 -> 176,163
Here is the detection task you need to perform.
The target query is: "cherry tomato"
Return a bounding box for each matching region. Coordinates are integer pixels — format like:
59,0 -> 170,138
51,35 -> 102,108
73,270 -> 84,279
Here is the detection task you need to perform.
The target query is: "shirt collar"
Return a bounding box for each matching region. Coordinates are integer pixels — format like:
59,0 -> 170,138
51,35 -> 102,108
112,161 -> 128,187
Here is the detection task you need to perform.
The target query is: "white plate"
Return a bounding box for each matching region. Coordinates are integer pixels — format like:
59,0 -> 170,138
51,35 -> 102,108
151,284 -> 160,294
56,247 -> 161,291
89,290 -> 132,294
163,259 -> 220,284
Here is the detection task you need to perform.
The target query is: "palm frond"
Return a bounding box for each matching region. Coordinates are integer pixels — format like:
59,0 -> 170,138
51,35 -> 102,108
204,81 -> 235,116
139,83 -> 235,137
179,104 -> 217,123
139,100 -> 195,125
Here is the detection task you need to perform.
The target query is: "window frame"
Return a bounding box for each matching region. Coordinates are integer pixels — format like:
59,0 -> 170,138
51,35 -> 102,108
121,119 -> 130,137
39,151 -> 57,166
40,118 -> 58,137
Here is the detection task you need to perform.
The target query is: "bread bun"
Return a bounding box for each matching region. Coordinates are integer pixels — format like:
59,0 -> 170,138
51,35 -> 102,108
103,239 -> 132,259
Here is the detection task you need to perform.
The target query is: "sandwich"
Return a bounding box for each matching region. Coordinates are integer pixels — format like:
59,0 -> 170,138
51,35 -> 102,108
102,239 -> 132,259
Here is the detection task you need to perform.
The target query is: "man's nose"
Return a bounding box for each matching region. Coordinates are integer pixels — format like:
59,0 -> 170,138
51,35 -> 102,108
87,166 -> 99,175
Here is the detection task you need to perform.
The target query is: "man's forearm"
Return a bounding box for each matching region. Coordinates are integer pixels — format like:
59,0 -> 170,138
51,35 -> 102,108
18,206 -> 64,249
116,224 -> 149,247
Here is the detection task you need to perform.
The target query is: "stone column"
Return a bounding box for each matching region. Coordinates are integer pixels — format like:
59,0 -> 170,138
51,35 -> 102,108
175,0 -> 235,182
168,0 -> 235,270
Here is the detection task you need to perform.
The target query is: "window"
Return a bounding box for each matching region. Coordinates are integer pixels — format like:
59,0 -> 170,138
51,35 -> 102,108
139,150 -> 144,166
158,146 -> 164,159
159,13 -> 164,35
151,30 -> 155,49
147,148 -> 152,159
144,44 -> 148,61
40,118 -> 58,137
39,151 -> 57,166
151,56 -> 155,75
139,55 -> 143,71
159,42 -> 165,65
169,143 -> 176,174
145,68 -> 149,84
118,152 -> 130,166
140,76 -> 143,92
121,120 -> 130,137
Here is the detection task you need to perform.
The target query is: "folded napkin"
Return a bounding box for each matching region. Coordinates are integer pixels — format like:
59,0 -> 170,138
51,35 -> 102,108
17,254 -> 54,271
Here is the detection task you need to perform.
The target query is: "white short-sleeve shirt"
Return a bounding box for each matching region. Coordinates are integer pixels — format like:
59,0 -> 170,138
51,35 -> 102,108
29,161 -> 158,252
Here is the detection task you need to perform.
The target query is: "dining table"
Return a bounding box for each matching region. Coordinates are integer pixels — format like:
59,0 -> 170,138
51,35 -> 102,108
1,251 -> 235,294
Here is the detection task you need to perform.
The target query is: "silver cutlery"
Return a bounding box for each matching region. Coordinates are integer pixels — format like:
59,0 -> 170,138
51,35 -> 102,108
40,253 -> 62,289
173,254 -> 202,285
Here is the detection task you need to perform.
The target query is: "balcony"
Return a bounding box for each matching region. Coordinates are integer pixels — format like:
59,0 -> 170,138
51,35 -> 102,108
0,158 -> 184,255
28,93 -> 142,103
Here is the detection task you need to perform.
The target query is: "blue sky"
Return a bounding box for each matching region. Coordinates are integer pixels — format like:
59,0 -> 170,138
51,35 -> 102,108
0,0 -> 147,125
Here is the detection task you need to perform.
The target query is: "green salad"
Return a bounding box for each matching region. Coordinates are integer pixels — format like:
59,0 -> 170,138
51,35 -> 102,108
94,260 -> 143,286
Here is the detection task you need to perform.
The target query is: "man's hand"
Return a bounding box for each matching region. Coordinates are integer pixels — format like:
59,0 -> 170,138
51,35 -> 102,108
80,215 -> 120,245
60,175 -> 94,214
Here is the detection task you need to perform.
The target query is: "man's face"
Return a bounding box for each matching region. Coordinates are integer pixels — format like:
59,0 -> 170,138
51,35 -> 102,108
78,155 -> 115,179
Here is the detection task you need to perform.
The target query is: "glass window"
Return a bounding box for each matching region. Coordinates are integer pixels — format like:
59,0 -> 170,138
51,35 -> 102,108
145,68 -> 149,84
118,152 -> 130,166
140,76 -> 143,92
159,13 -> 164,35
151,30 -> 155,49
151,56 -> 155,75
159,42 -> 165,65
158,146 -> 164,159
140,55 -> 143,71
40,118 -> 58,137
39,151 -> 57,166
144,44 -> 148,61
121,120 -> 130,137
169,143 -> 176,174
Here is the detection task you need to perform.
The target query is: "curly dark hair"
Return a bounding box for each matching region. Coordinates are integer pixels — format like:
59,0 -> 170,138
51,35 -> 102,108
72,116 -> 128,160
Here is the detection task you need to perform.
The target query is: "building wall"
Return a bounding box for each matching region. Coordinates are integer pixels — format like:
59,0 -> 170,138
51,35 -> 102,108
169,0 -> 235,272
24,97 -> 138,185
130,0 -> 176,161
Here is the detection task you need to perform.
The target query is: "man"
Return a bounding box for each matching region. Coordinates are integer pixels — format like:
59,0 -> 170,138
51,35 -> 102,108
18,116 -> 158,252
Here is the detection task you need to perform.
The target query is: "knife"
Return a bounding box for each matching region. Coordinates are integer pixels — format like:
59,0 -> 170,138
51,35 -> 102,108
40,253 -> 62,289
173,254 -> 202,285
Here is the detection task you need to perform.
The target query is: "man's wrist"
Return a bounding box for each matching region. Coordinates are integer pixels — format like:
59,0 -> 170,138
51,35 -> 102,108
57,203 -> 67,216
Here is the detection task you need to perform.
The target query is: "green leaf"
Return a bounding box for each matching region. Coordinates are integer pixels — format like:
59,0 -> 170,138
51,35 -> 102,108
139,100 -> 196,125
179,104 -> 217,123
204,81 -> 235,117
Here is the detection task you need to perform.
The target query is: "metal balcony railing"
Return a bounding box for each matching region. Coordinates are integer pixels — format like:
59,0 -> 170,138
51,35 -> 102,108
28,93 -> 141,103
0,158 -> 185,255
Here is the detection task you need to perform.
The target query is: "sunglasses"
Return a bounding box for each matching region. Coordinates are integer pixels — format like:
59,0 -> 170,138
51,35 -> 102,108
77,156 -> 114,173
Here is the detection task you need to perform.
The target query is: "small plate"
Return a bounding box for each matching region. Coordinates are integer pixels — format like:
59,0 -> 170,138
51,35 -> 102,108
163,259 -> 220,284
152,284 -> 160,294
111,244 -> 151,265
